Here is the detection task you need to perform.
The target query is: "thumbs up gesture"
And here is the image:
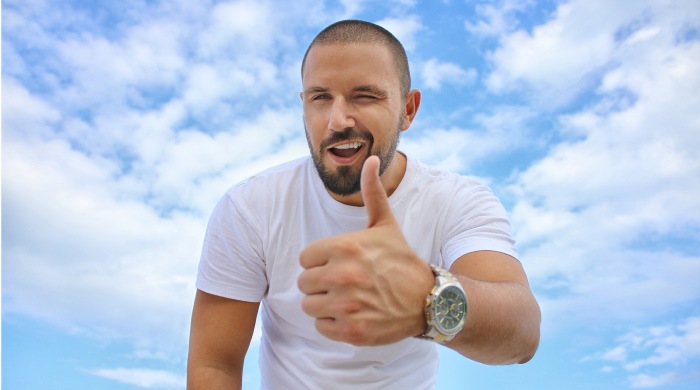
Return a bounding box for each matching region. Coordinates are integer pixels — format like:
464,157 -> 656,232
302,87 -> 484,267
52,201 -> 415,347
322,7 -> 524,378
298,156 -> 435,346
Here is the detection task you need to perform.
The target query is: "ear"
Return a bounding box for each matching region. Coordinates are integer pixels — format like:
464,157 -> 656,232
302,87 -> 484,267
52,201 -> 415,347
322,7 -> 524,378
299,91 -> 304,101
401,89 -> 421,131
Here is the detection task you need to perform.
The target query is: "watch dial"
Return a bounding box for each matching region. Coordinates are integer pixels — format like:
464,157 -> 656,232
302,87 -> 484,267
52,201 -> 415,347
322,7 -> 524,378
435,286 -> 467,333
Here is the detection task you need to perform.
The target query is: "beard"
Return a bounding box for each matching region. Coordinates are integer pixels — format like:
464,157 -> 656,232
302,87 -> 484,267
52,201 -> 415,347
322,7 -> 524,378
305,121 -> 401,197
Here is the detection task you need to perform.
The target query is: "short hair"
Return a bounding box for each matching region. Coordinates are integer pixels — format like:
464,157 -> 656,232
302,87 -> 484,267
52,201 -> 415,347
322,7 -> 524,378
301,20 -> 411,96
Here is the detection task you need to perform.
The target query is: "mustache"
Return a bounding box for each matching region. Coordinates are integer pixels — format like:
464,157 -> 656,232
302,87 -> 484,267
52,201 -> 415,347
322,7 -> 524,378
319,127 -> 373,150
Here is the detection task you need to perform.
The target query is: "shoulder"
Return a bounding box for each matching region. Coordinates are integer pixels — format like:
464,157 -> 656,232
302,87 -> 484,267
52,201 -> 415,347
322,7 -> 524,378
406,156 -> 490,198
402,156 -> 508,223
211,156 -> 312,224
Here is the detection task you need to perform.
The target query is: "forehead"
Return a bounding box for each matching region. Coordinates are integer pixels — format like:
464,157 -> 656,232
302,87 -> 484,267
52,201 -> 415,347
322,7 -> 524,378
302,43 -> 400,91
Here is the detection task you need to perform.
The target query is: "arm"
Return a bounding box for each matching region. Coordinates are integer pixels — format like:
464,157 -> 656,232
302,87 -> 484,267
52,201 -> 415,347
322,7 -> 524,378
298,156 -> 540,362
445,250 -> 541,364
187,289 -> 260,390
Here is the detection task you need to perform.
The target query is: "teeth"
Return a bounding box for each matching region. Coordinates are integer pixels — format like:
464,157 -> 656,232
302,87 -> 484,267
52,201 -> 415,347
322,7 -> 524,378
334,142 -> 362,150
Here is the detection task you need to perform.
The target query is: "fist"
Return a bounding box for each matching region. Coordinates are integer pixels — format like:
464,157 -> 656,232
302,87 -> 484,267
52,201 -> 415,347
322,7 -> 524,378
297,156 -> 434,346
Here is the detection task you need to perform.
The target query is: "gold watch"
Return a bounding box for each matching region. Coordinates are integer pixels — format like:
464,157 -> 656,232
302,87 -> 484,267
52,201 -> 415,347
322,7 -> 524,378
418,265 -> 468,343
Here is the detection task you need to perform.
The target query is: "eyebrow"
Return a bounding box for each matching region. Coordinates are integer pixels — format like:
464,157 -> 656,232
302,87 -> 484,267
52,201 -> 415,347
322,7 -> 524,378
302,85 -> 389,98
303,86 -> 328,95
353,85 -> 389,98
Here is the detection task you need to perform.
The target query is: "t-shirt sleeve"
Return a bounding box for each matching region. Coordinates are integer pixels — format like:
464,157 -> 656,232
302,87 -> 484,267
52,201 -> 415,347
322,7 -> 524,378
441,181 -> 518,270
195,187 -> 268,302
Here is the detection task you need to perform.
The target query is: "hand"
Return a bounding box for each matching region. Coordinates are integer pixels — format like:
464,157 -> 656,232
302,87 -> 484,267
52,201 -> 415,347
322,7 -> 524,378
297,156 -> 434,346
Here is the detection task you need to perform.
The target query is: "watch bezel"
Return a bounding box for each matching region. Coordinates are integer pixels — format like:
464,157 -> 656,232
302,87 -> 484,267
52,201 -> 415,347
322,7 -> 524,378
433,284 -> 468,334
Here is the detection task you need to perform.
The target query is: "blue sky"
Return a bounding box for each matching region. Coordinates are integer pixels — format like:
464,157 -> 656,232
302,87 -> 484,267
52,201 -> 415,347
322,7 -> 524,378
2,0 -> 700,388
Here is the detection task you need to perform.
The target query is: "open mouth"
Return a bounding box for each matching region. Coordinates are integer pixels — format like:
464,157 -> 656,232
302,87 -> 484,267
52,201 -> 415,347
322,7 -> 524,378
328,141 -> 364,159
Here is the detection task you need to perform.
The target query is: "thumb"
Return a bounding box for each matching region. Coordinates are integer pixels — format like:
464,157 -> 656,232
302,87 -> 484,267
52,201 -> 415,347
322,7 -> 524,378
361,155 -> 395,228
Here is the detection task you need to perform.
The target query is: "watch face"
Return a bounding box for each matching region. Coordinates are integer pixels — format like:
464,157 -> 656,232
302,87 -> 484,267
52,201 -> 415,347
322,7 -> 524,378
435,286 -> 467,333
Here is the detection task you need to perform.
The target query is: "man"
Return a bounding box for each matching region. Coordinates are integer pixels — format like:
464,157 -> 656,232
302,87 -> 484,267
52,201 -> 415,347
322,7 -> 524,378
188,20 -> 540,389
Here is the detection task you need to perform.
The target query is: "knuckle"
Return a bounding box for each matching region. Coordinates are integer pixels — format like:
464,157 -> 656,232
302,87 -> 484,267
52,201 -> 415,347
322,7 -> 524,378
327,268 -> 371,289
344,321 -> 368,345
336,297 -> 361,315
330,268 -> 361,286
336,236 -> 363,256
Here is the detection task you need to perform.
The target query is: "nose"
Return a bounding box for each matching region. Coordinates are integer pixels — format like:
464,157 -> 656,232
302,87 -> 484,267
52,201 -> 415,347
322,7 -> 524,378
328,98 -> 356,132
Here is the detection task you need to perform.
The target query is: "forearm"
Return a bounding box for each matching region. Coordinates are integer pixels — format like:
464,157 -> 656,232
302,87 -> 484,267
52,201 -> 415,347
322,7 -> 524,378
187,363 -> 242,390
446,276 -> 541,365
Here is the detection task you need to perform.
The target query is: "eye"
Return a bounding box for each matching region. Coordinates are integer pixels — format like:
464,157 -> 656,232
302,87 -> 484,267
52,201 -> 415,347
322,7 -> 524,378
355,94 -> 378,101
308,93 -> 331,102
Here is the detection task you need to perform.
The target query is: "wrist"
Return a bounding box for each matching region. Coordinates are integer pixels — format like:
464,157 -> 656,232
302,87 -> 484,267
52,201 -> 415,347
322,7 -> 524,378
413,261 -> 436,337
416,264 -> 468,343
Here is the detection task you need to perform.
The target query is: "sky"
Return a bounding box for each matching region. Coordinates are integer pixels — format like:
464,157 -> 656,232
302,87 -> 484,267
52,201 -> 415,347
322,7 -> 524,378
2,0 -> 700,389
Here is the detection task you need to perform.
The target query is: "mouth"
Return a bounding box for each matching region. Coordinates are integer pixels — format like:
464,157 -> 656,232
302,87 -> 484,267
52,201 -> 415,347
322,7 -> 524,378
327,141 -> 366,163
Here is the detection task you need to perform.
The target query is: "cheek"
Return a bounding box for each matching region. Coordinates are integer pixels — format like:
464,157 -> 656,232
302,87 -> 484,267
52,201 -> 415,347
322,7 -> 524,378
373,115 -> 401,139
303,123 -> 324,153
304,108 -> 328,132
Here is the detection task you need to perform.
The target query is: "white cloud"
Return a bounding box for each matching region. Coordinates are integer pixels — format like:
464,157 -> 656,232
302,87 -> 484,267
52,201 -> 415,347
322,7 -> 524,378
497,9 -> 700,377
512,42 -> 700,246
2,104 -> 307,363
2,96 -> 308,360
53,20 -> 186,111
420,58 -> 477,90
2,78 -> 62,140
402,127 -> 480,171
623,318 -> 700,371
403,105 -> 535,172
2,137 -> 201,352
593,317 -> 700,388
624,27 -> 662,45
90,368 -> 185,389
376,15 -> 423,51
629,372 -> 679,388
484,0 -> 673,105
1,0 -> 311,364
195,0 -> 277,59
465,0 -> 534,37
148,107 -> 307,214
392,0 -> 418,7
338,0 -> 366,18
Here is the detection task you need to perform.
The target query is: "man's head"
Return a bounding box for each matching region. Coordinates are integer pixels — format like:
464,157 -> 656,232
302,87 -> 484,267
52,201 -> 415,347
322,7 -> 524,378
301,20 -> 411,97
300,20 -> 420,203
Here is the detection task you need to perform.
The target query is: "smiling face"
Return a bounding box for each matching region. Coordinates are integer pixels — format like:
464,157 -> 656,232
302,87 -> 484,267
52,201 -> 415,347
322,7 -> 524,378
301,42 -> 419,203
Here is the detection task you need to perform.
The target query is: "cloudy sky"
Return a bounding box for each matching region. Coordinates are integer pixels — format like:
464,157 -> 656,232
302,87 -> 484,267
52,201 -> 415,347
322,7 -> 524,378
3,0 -> 700,389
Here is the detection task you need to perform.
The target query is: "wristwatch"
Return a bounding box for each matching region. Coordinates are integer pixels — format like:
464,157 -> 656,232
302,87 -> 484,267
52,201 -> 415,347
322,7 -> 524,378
418,265 -> 468,343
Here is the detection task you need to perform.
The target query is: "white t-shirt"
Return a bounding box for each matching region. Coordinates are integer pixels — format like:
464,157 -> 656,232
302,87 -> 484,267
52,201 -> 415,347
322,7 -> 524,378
197,155 -> 518,389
